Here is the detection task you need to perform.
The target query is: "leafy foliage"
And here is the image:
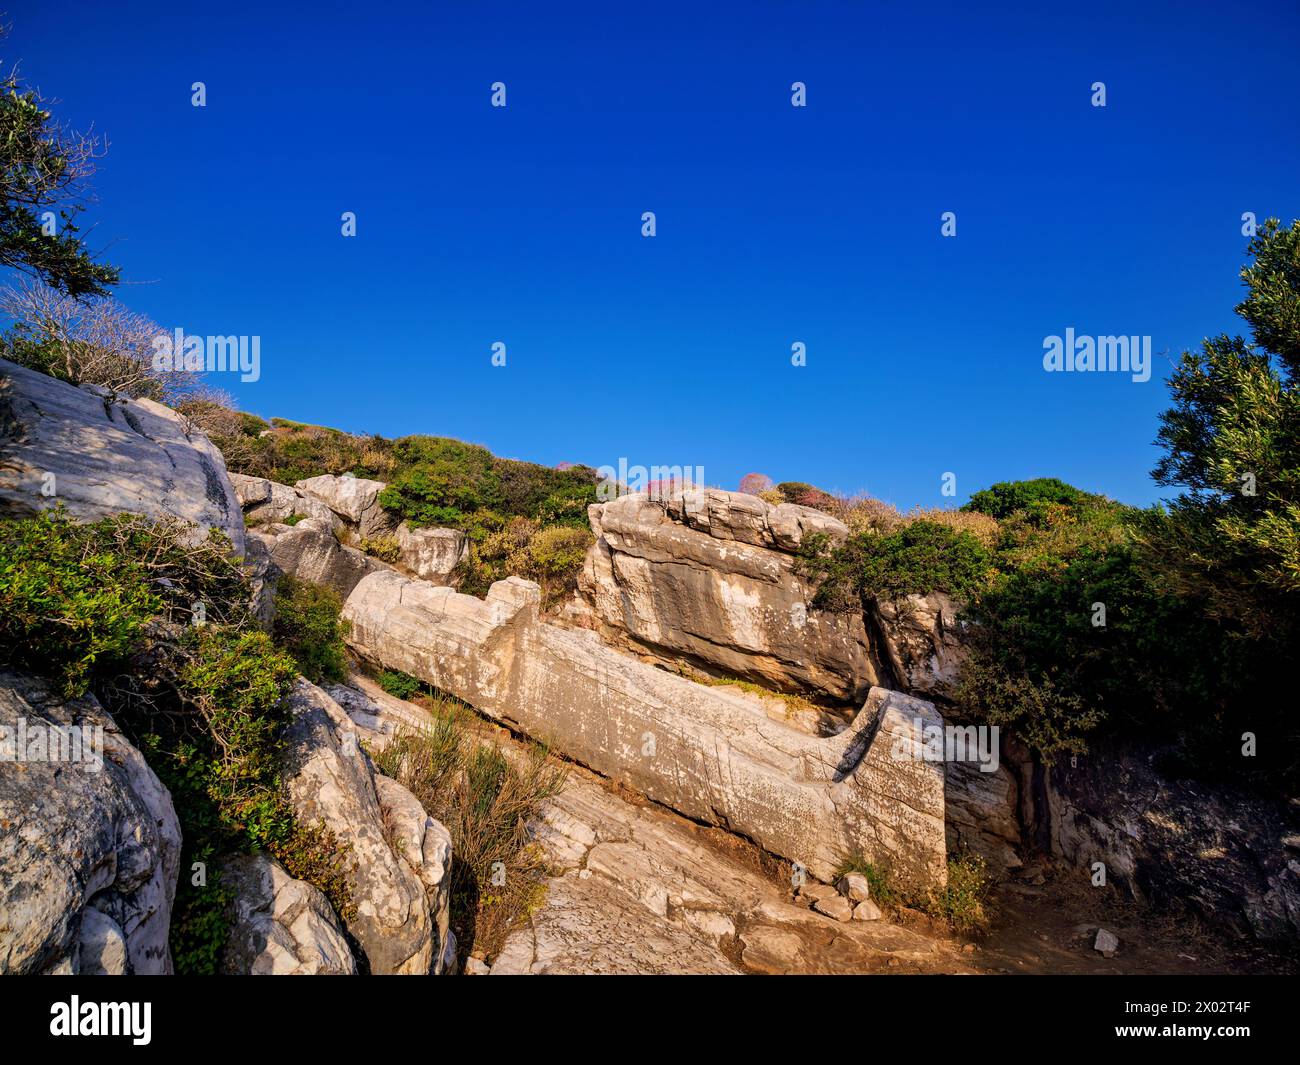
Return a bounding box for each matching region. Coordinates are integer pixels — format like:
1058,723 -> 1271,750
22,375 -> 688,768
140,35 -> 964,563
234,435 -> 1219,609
0,50 -> 119,296
375,435 -> 600,532
0,510 -> 245,695
454,516 -> 594,609
962,477 -> 1100,521
0,510 -> 353,971
1147,220 -> 1300,645
271,575 -> 350,684
378,668 -> 423,701
798,521 -> 993,611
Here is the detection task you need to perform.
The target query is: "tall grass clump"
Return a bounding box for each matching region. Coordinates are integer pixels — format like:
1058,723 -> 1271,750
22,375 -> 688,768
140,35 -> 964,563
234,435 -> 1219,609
369,702 -> 566,960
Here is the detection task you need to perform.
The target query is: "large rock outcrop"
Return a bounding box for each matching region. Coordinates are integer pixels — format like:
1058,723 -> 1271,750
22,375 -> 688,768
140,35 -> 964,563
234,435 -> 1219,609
342,570 -> 949,889
0,673 -> 181,975
295,474 -> 393,538
328,672 -> 972,975
579,490 -> 879,703
0,357 -> 245,554
281,680 -> 453,974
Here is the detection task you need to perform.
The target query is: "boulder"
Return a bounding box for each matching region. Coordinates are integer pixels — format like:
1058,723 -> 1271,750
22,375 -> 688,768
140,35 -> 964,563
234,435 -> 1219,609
281,679 -> 448,974
230,473 -> 340,530
249,518 -> 389,600
394,523 -> 468,585
219,854 -> 356,975
579,490 -> 879,702
295,474 -> 394,538
837,872 -> 871,902
813,896 -> 854,922
373,775 -> 454,974
0,357 -> 245,554
0,672 -> 181,975
78,907 -> 131,975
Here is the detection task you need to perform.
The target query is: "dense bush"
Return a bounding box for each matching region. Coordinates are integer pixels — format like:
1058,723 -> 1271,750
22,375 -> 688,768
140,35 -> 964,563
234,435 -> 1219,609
271,575 -> 350,684
193,411 -> 398,486
794,469 -> 1289,783
1146,219 -> 1300,647
955,492 -> 1285,779
962,478 -> 1100,521
454,516 -> 594,609
798,521 -> 994,612
359,535 -> 400,563
378,668 -> 424,701
0,510 -> 248,695
0,510 -> 353,972
378,436 -> 503,523
376,435 -> 600,532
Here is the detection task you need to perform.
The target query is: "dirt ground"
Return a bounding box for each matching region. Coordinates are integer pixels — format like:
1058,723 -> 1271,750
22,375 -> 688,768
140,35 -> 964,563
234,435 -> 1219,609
963,863 -> 1297,976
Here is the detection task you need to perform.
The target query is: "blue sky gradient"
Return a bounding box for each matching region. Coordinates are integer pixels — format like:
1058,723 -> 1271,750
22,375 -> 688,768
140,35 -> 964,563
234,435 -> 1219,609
7,0 -> 1299,508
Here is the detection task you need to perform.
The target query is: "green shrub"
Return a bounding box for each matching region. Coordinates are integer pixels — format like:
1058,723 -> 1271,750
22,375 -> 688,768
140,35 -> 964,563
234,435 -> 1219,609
0,511 -> 356,971
959,510 -> 1279,774
963,478 -> 1101,521
377,437 -> 503,527
378,669 -> 423,701
271,575 -> 350,684
451,517 -> 592,609
201,416 -> 397,485
359,535 -> 400,563
799,520 -> 993,611
0,509 -> 246,696
930,853 -> 993,932
375,436 -> 600,534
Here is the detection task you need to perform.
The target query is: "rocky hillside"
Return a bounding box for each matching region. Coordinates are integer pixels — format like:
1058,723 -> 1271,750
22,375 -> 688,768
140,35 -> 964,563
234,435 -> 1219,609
2,354 -> 1296,975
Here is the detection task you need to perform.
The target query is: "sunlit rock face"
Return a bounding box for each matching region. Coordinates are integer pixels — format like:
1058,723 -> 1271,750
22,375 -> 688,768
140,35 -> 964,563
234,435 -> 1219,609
578,489 -> 880,703
0,357 -> 245,555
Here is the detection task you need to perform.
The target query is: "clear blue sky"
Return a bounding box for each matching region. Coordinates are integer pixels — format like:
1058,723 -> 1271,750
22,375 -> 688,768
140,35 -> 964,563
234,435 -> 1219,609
7,0 -> 1298,508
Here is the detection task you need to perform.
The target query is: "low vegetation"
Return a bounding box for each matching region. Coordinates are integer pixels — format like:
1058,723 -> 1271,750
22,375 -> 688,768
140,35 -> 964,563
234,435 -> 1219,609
798,520 -> 994,611
454,518 -> 594,608
0,510 -> 353,973
368,701 -> 566,962
271,574 -> 350,685
833,851 -> 993,933
377,668 -> 425,701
